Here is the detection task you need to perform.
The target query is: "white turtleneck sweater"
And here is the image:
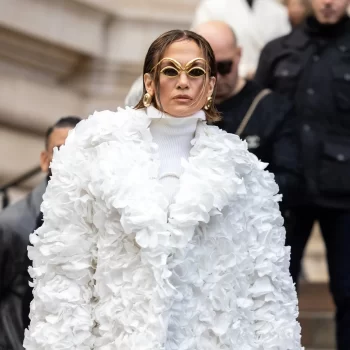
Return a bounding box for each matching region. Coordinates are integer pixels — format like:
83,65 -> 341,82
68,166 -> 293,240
147,106 -> 206,204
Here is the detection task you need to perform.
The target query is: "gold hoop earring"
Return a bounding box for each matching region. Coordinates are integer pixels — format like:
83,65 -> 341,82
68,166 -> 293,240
204,96 -> 213,110
143,92 -> 153,107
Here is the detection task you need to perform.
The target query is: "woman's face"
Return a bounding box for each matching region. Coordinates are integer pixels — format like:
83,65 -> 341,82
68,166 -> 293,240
144,40 -> 216,117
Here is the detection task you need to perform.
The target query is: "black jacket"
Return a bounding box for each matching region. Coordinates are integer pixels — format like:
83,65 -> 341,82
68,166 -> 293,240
0,182 -> 45,350
255,16 -> 350,209
215,80 -> 301,208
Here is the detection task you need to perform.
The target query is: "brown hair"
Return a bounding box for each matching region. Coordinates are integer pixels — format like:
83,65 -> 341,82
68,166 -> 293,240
134,29 -> 220,123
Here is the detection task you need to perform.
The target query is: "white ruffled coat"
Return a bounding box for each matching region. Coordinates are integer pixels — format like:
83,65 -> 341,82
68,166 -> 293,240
24,107 -> 303,350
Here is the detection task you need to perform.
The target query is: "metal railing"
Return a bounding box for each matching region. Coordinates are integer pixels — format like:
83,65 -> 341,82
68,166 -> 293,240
0,166 -> 41,209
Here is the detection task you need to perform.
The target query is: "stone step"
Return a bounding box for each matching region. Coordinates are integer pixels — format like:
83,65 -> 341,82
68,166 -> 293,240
298,283 -> 336,349
300,312 -> 335,349
298,283 -> 334,312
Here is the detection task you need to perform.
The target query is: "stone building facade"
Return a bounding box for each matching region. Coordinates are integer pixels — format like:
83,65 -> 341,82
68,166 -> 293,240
0,0 -> 199,202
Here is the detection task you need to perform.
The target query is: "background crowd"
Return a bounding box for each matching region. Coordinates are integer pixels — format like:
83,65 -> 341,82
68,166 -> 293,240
1,0 -> 349,349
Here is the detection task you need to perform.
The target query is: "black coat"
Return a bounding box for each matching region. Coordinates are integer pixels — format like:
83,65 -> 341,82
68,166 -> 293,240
215,80 -> 301,209
255,16 -> 350,210
0,182 -> 45,350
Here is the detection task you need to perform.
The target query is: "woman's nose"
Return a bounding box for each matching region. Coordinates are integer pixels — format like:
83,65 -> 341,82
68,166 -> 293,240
176,71 -> 190,89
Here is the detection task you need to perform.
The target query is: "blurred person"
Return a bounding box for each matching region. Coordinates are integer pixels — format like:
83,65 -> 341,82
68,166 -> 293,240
24,30 -> 302,349
0,116 -> 81,350
125,75 -> 144,108
286,0 -> 311,27
191,0 -> 291,79
255,0 -> 350,348
195,20 -> 301,210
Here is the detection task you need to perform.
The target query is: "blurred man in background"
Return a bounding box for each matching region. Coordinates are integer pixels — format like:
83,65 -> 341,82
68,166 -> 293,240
0,116 -> 81,350
125,75 -> 144,109
192,0 -> 291,79
286,0 -> 311,27
255,0 -> 350,348
195,21 -> 300,210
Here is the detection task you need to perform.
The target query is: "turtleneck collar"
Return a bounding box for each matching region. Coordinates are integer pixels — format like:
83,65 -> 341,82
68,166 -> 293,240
147,105 -> 206,137
146,105 -> 206,204
305,15 -> 350,38
146,105 -> 205,122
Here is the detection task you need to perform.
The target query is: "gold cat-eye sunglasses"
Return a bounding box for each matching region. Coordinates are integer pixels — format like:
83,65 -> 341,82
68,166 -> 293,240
150,57 -> 208,78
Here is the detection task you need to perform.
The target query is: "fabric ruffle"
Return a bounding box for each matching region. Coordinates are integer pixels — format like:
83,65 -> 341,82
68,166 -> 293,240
165,124 -> 301,350
24,107 -> 302,350
24,130 -> 97,349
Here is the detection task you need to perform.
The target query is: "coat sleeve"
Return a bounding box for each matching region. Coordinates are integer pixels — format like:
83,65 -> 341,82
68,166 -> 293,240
255,41 -> 276,88
270,103 -> 303,210
23,127 -> 97,350
242,159 -> 302,348
0,217 -> 29,350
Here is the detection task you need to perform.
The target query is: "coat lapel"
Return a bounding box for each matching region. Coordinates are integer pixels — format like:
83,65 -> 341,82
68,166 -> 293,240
167,121 -> 244,248
90,108 -> 244,251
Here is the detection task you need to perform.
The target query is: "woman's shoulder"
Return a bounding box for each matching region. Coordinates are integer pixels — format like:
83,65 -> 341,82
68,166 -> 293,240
202,123 -> 261,165
202,123 -> 280,197
65,107 -> 147,148
87,107 -> 145,122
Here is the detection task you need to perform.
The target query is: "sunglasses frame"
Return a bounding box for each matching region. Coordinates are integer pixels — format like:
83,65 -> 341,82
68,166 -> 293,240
150,57 -> 208,79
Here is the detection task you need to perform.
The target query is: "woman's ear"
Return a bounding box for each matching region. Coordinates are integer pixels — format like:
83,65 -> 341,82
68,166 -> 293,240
40,151 -> 49,173
144,73 -> 155,96
207,76 -> 216,98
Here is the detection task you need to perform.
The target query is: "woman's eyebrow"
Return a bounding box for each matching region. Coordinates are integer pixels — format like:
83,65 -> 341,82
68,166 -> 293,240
159,59 -> 181,68
186,60 -> 206,68
162,60 -> 177,66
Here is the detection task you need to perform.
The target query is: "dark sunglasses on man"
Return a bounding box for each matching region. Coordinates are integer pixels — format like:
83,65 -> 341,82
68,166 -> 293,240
217,60 -> 233,76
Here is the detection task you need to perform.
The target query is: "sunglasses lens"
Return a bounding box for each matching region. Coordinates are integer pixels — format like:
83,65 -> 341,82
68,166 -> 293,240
188,67 -> 206,77
161,67 -> 179,77
217,61 -> 233,75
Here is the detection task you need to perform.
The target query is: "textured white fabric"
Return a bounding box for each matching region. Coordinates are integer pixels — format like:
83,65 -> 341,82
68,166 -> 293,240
148,106 -> 206,203
24,107 -> 303,350
192,0 -> 291,77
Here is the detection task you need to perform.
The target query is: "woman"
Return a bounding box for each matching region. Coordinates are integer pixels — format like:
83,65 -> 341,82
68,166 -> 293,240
24,30 -> 302,349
